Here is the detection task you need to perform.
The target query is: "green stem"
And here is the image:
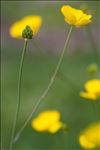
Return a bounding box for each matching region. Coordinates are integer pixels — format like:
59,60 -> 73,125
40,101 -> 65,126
13,26 -> 73,143
9,39 -> 28,150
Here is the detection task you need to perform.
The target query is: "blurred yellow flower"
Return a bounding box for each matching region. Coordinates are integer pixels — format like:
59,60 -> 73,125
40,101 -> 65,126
79,122 -> 100,149
31,110 -> 63,133
9,15 -> 42,38
61,5 -> 92,27
80,79 -> 100,100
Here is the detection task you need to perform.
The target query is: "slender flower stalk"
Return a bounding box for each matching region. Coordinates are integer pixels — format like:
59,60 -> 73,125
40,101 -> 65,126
9,16 -> 42,150
9,25 -> 34,150
31,38 -> 79,93
13,26 -> 73,143
9,39 -> 28,150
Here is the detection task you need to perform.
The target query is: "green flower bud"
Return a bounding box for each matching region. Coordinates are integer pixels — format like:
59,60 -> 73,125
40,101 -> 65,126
22,25 -> 33,39
87,63 -> 98,75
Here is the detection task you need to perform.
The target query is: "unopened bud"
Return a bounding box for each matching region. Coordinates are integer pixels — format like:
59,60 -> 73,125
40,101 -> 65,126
22,25 -> 33,39
87,63 -> 98,75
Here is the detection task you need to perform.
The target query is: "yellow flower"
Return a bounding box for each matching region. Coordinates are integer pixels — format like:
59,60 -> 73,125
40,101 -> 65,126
61,5 -> 92,27
9,15 -> 42,38
31,110 -> 63,133
79,122 -> 100,149
80,79 -> 100,100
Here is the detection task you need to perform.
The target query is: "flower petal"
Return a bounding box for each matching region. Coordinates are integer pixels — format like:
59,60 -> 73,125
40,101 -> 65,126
79,123 -> 100,148
75,14 -> 92,27
48,121 -> 63,133
61,5 -> 76,25
79,135 -> 95,149
85,79 -> 100,94
9,15 -> 42,38
80,91 -> 97,100
61,5 -> 92,27
31,110 -> 62,133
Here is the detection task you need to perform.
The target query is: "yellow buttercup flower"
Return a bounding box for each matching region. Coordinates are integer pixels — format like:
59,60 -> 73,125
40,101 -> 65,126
31,110 -> 63,133
80,79 -> 100,100
61,5 -> 92,27
10,15 -> 42,38
79,122 -> 100,149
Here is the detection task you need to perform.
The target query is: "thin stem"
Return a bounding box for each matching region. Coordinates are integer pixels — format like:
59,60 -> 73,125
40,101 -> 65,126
9,39 -> 28,150
33,38 -> 79,95
13,26 -> 73,143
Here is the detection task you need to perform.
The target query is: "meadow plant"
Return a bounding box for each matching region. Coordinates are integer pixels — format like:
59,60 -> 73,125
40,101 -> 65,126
7,4 -> 100,150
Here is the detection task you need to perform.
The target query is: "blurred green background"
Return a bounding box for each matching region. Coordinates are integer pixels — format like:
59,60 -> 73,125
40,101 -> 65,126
1,1 -> 100,150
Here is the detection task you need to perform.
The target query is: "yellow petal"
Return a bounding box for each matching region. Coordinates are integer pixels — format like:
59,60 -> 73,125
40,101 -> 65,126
85,123 -> 100,147
9,15 -> 42,38
61,5 -> 92,27
48,121 -> 63,133
31,118 -> 47,132
79,135 -> 95,149
38,110 -> 60,123
31,110 -> 61,133
61,5 -> 76,25
75,14 -> 92,27
9,21 -> 25,38
79,123 -> 100,148
68,6 -> 84,21
85,79 -> 100,94
80,91 -> 97,100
